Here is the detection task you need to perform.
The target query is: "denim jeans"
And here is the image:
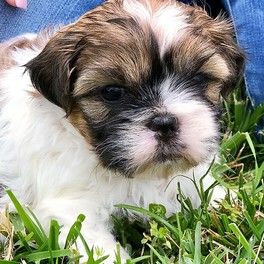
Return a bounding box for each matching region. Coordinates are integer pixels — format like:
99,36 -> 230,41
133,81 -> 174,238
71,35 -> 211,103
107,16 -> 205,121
223,0 -> 264,107
0,0 -> 263,109
0,0 -> 104,41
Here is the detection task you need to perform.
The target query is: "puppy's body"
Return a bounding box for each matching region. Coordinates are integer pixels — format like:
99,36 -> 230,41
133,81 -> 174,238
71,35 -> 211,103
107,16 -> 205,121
0,0 -> 244,262
0,54 -> 210,257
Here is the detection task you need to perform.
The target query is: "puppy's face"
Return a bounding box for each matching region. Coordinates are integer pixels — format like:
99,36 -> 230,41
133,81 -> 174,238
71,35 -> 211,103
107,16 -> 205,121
26,0 -> 244,177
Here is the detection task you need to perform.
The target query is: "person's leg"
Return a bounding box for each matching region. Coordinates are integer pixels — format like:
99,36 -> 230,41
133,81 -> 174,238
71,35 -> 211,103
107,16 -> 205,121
222,0 -> 264,139
0,0 -> 104,41
222,0 -> 264,108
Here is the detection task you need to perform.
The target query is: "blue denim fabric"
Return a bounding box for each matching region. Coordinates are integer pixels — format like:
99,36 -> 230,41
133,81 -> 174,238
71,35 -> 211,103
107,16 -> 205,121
0,0 -> 104,41
222,0 -> 264,108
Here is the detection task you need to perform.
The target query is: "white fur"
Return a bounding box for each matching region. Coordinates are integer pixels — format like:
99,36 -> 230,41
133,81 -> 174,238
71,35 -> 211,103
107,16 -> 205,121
123,0 -> 188,54
117,77 -> 219,170
161,78 -> 219,164
0,38 -> 223,263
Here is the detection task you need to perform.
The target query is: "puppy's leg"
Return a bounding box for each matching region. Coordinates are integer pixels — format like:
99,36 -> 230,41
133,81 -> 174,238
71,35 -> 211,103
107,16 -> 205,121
35,197 -> 129,263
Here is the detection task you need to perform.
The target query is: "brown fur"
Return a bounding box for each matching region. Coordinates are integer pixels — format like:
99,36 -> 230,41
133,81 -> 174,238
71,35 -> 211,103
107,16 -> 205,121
186,5 -> 245,96
25,0 -> 245,137
69,105 -> 92,141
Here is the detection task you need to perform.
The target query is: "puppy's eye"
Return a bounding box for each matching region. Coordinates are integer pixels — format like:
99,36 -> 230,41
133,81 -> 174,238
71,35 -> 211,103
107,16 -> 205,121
193,73 -> 210,84
100,86 -> 124,102
193,73 -> 214,84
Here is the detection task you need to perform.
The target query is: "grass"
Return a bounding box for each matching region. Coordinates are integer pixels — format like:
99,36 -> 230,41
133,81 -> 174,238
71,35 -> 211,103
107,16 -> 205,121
0,87 -> 264,263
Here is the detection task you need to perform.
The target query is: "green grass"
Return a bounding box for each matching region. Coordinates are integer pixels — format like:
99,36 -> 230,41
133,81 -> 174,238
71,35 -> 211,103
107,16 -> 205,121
0,88 -> 264,263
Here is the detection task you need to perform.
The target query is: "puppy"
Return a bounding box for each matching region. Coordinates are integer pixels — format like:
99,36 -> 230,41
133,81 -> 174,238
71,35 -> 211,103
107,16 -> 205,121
0,0 -> 244,262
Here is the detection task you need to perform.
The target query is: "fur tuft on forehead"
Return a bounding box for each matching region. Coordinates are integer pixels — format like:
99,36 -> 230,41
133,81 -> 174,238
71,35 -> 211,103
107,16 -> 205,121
123,0 -> 189,53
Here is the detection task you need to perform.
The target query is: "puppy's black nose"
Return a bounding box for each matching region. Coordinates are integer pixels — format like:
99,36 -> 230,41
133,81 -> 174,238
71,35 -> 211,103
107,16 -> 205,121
147,114 -> 178,138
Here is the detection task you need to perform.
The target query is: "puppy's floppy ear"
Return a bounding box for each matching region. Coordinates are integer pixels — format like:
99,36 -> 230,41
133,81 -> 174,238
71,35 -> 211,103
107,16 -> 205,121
25,31 -> 86,115
191,8 -> 246,96
207,15 -> 246,97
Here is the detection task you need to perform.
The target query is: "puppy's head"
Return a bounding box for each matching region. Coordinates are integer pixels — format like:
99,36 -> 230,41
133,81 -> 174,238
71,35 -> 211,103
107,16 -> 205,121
26,0 -> 245,177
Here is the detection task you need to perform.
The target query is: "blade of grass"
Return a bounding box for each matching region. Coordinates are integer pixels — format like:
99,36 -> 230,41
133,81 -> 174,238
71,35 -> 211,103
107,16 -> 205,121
229,223 -> 262,264
24,249 -> 71,262
147,244 -> 168,264
194,221 -> 202,264
115,204 -> 178,236
243,211 -> 261,240
64,214 -> 85,249
6,190 -> 45,246
127,255 -> 151,263
49,219 -> 60,250
0,261 -> 19,264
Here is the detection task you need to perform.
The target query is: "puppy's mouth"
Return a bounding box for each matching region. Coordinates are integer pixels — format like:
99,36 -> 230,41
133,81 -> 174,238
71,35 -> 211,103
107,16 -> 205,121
154,141 -> 199,166
154,139 -> 184,162
129,141 -> 200,178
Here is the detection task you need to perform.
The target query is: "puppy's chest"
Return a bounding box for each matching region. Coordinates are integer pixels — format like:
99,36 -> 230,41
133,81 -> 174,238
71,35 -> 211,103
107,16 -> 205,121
94,178 -> 177,215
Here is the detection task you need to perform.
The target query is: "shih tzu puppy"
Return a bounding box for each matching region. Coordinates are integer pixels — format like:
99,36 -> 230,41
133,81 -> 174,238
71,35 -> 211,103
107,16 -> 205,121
0,0 -> 244,262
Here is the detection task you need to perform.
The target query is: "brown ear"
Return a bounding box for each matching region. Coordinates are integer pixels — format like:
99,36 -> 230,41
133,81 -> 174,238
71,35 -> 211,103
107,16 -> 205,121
208,14 -> 245,97
190,7 -> 246,96
25,30 -> 86,115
